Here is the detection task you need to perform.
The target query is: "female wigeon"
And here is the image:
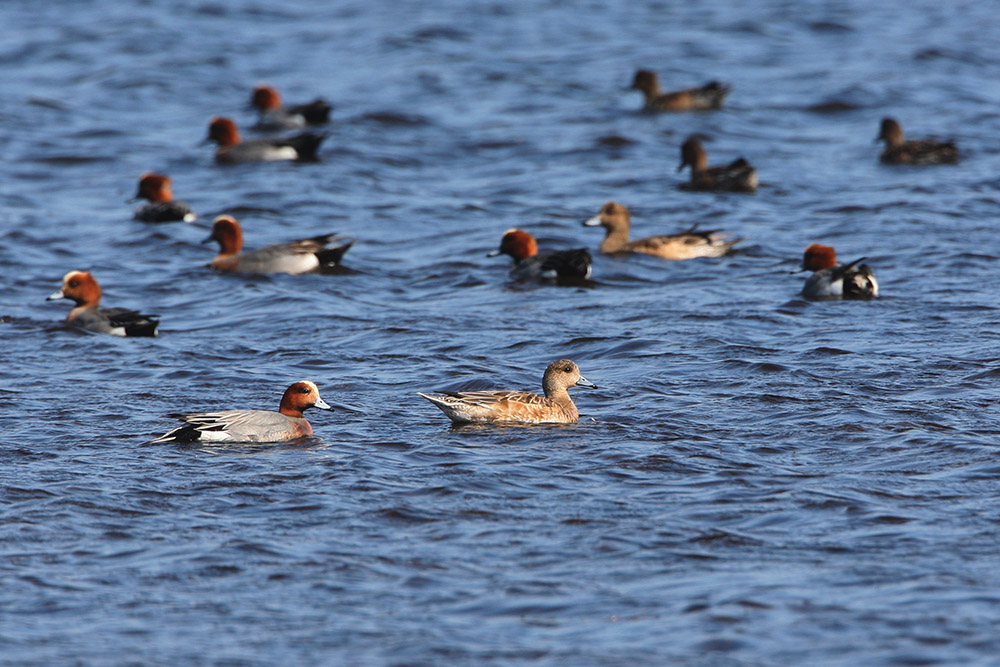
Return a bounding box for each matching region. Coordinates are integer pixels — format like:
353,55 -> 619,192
487,229 -> 592,282
204,215 -> 353,275
205,117 -> 326,165
47,270 -> 158,337
677,137 -> 758,193
800,244 -> 878,300
419,359 -> 596,425
150,381 -> 332,444
250,85 -> 332,131
876,118 -> 959,165
629,70 -> 730,112
132,172 -> 196,223
583,201 -> 742,259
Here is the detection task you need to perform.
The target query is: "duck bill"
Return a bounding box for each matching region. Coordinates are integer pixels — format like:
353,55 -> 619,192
46,289 -> 65,301
582,215 -> 602,227
486,248 -> 502,257
676,161 -> 687,173
313,397 -> 333,411
575,375 -> 598,389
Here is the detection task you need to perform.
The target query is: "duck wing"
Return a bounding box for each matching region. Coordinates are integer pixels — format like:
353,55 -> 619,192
689,81 -> 731,109
274,132 -> 327,160
286,99 -> 333,124
538,248 -> 592,279
101,307 -> 159,337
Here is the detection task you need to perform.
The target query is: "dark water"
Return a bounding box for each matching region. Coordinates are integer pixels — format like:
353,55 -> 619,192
4,0 -> 1000,663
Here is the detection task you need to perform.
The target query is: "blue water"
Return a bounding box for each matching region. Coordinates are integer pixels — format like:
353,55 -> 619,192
4,0 -> 1000,663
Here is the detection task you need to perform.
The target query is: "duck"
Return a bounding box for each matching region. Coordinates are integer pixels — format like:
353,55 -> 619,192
800,244 -> 878,300
131,172 -> 196,223
487,229 -> 592,282
150,381 -> 332,444
677,137 -> 758,193
47,270 -> 159,337
876,117 -> 959,165
205,117 -> 326,165
250,85 -> 332,131
583,201 -> 742,259
629,70 -> 730,112
204,215 -> 353,275
419,359 -> 596,425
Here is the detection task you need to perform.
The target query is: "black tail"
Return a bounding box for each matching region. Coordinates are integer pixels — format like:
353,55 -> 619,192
124,317 -> 159,337
283,133 -> 327,161
843,264 -> 877,300
836,257 -> 868,276
702,81 -> 731,108
150,421 -> 201,444
289,99 -> 333,124
541,248 -> 592,279
316,240 -> 354,266
105,308 -> 159,337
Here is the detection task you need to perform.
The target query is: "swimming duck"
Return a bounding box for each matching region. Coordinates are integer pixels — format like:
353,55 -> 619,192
583,201 -> 742,259
677,137 -> 758,193
487,229 -> 592,282
150,381 -> 332,444
419,359 -> 596,424
876,117 -> 959,165
132,172 -> 196,223
205,117 -> 326,164
204,215 -> 353,275
47,270 -> 159,337
250,85 -> 332,131
629,70 -> 730,112
800,244 -> 878,300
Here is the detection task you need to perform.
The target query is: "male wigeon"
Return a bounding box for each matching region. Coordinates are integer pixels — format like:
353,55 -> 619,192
47,270 -> 158,337
419,359 -> 596,425
629,70 -> 730,112
132,172 -> 196,223
583,201 -> 742,259
205,117 -> 326,165
250,85 -> 332,131
677,137 -> 758,193
876,117 -> 959,165
487,229 -> 592,282
204,215 -> 353,274
150,381 -> 332,444
800,244 -> 878,300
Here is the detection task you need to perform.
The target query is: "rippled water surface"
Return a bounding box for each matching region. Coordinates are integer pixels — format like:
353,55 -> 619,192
4,0 -> 1000,663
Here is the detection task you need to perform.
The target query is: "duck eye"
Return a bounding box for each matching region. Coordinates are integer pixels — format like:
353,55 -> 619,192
563,366 -> 573,372
299,386 -> 311,394
69,281 -> 78,288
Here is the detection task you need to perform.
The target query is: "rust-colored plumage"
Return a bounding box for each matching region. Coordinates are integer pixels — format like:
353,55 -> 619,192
584,201 -> 742,259
629,70 -> 730,112
419,360 -> 597,424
